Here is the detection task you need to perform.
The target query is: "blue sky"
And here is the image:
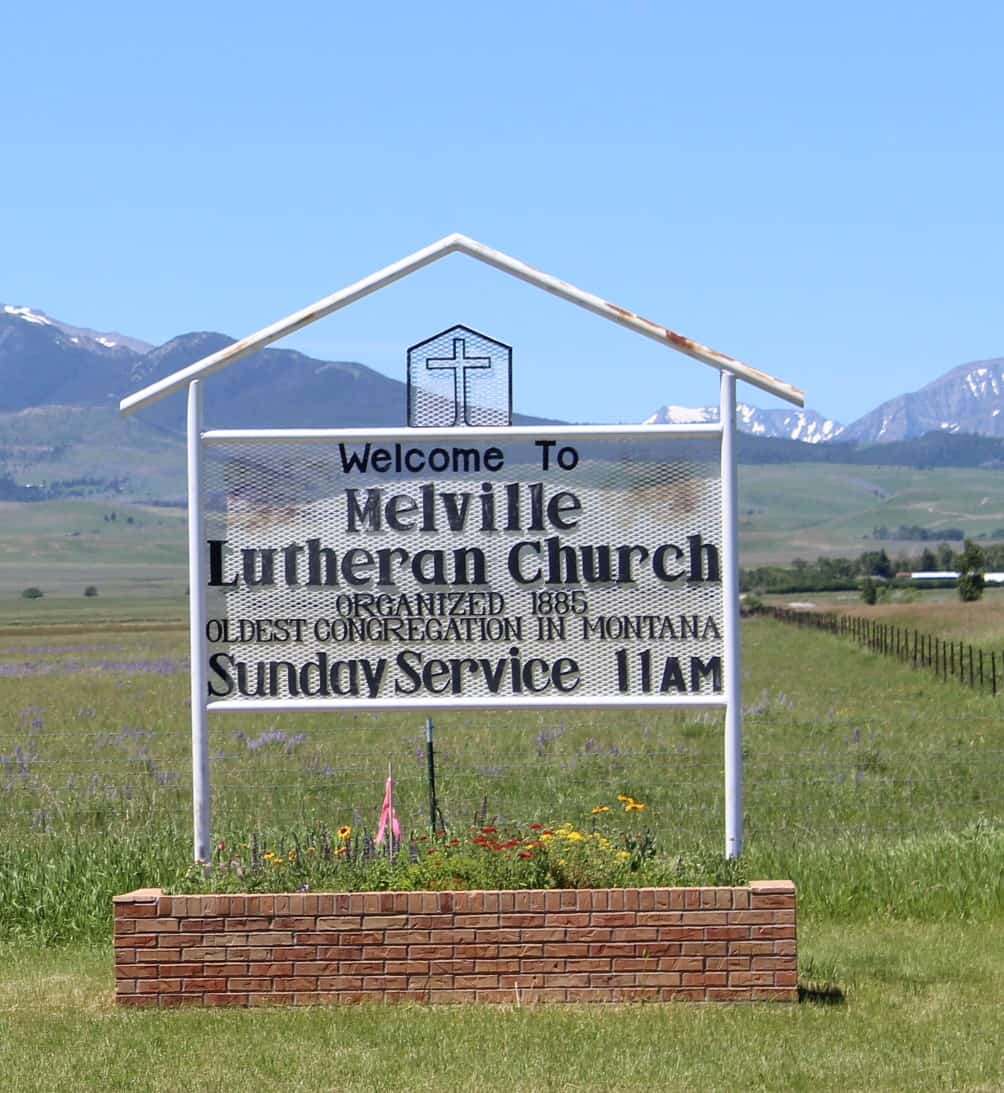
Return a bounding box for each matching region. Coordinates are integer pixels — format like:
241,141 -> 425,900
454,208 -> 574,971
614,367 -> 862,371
3,1 -> 1001,426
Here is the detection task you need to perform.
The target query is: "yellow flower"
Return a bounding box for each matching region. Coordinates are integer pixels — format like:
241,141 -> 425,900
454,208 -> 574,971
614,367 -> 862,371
337,825 -> 352,840
287,850 -> 297,861
263,851 -> 276,860
567,831 -> 584,841
617,794 -> 636,805
624,801 -> 645,812
617,851 -> 631,861
591,805 -> 610,814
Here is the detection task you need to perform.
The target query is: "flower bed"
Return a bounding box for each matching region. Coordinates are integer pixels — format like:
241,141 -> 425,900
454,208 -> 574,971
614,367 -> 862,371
113,881 -> 797,1007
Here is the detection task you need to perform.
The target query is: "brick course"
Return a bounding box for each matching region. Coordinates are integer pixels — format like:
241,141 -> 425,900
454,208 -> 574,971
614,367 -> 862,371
113,881 -> 796,1007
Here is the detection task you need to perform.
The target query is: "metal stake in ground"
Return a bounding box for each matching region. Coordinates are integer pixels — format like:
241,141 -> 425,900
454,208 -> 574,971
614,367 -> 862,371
426,718 -> 439,834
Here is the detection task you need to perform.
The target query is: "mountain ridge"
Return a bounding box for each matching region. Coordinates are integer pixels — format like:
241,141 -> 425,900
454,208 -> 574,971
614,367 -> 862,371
643,403 -> 845,444
838,357 -> 1004,443
2,300 -> 1003,450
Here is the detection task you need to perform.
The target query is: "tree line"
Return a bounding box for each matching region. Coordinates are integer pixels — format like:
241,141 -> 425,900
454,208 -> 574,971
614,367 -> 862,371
741,539 -> 999,596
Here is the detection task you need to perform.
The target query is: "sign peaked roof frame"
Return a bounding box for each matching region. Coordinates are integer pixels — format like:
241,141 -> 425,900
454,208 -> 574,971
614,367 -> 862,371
119,233 -> 804,415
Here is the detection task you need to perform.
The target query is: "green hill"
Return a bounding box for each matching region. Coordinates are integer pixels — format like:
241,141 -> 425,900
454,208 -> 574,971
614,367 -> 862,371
739,463 -> 1004,565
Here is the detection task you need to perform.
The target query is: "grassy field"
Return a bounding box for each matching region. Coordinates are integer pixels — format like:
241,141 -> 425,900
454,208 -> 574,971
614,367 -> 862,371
1,601 -> 1001,923
0,404 -> 186,499
1,594 -> 1001,1089
3,460 -> 1004,599
2,923 -> 1002,1091
767,586 -> 1004,647
738,463 -> 1004,565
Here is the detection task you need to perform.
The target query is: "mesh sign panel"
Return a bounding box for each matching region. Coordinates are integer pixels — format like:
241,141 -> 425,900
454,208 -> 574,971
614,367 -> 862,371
202,431 -> 723,708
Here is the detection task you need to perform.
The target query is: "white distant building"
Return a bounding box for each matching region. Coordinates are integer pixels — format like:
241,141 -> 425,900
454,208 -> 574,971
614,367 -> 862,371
908,571 -> 1004,584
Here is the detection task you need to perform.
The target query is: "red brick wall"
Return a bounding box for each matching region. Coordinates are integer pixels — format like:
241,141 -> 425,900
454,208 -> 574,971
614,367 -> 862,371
114,882 -> 797,1006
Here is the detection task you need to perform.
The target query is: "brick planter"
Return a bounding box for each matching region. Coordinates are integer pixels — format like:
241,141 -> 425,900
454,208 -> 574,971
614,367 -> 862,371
114,881 -> 796,1007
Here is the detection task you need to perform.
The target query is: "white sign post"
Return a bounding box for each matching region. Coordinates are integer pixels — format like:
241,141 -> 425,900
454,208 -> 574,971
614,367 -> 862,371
120,235 -> 803,864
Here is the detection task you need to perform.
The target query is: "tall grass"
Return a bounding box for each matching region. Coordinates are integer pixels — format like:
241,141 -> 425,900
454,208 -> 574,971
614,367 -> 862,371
1,609 -> 1001,943
5,820 -> 1000,944
747,821 -> 1004,922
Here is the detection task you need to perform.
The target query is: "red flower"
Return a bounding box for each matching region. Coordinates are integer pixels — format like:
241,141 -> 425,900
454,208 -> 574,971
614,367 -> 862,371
529,823 -> 542,830
502,839 -> 520,849
482,826 -> 497,834
449,838 -> 460,846
519,851 -> 533,859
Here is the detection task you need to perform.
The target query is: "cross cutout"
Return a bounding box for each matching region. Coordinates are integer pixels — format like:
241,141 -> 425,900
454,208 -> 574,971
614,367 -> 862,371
424,337 -> 492,426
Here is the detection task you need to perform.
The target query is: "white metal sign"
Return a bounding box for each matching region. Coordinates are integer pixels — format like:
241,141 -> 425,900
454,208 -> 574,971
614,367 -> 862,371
200,426 -> 724,710
118,235 -> 805,863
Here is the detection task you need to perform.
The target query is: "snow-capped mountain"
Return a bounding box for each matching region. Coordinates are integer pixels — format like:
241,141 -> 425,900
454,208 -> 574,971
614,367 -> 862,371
0,304 -> 558,432
840,357 -> 1004,444
4,300 -> 1003,447
1,304 -> 152,354
0,303 -> 145,411
643,402 -> 845,444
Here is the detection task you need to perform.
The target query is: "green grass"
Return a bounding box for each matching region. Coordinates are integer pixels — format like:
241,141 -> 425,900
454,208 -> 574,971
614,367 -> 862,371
769,586 -> 1004,647
739,463 -> 1004,565
1,594 -> 1002,1089
1,600 -> 1001,942
0,498 -> 187,573
1,923 -> 1002,1091
0,404 -> 186,499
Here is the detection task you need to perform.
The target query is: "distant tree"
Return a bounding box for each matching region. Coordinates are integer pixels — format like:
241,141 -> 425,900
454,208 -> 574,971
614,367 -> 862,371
83,586 -> 98,597
937,542 -> 955,569
957,539 -> 986,602
859,549 -> 894,579
861,577 -> 878,605
821,556 -> 856,580
919,547 -> 938,571
21,587 -> 43,599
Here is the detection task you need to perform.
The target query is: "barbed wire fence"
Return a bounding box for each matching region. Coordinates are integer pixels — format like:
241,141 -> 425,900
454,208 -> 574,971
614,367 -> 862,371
763,605 -> 1002,696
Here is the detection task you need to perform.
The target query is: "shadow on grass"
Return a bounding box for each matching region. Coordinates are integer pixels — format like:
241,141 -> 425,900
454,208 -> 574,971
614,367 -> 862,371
798,980 -> 846,1005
